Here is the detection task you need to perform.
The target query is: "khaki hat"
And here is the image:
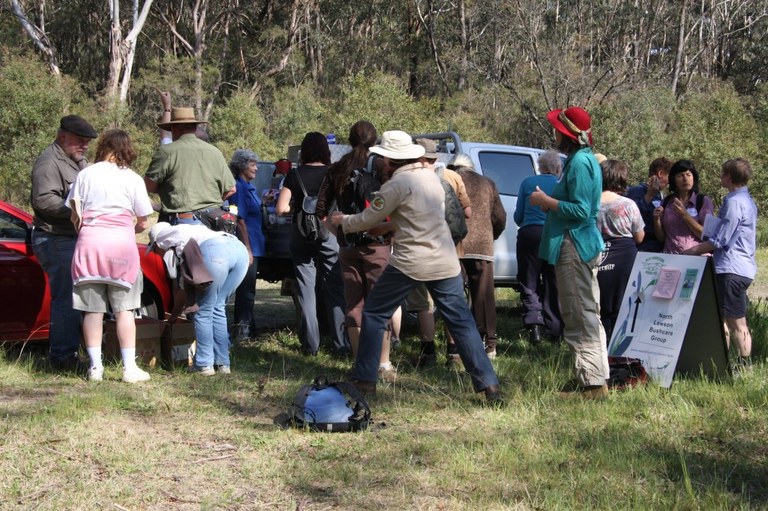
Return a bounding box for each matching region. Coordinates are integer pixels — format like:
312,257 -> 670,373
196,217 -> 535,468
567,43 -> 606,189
369,130 -> 425,160
415,138 -> 439,159
158,107 -> 208,130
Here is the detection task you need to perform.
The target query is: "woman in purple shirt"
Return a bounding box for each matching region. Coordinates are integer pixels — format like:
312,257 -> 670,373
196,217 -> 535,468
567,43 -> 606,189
652,160 -> 714,254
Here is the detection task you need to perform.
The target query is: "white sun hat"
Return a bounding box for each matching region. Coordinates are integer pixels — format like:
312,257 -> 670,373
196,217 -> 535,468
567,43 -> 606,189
369,130 -> 425,160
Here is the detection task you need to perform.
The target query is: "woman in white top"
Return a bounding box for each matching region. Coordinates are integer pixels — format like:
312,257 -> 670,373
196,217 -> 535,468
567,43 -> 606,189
596,160 -> 644,342
67,130 -> 154,383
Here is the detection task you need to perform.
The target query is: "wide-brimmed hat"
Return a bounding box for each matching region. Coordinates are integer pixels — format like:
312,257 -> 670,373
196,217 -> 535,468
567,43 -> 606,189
415,138 -> 439,159
60,115 -> 98,138
145,222 -> 172,255
158,107 -> 208,130
369,130 -> 425,160
547,107 -> 593,146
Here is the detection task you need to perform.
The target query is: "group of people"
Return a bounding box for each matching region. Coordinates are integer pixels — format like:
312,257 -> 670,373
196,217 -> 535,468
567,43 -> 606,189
518,107 -> 757,398
30,98 -> 757,399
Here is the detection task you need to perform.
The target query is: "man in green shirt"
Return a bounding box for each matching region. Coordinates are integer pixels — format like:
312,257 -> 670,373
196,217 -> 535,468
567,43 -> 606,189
144,107 -> 235,226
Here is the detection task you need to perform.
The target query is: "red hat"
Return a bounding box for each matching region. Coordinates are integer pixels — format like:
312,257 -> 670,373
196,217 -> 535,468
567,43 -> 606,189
274,159 -> 292,175
547,107 -> 593,146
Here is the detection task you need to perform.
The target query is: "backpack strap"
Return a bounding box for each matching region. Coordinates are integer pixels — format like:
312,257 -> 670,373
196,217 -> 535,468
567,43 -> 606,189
294,167 -> 309,199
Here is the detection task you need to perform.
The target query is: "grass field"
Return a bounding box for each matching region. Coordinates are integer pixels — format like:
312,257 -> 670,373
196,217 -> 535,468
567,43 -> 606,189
2,256 -> 768,510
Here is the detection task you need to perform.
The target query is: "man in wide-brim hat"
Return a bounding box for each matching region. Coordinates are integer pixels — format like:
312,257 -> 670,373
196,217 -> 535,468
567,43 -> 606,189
144,106 -> 235,226
329,130 -> 502,404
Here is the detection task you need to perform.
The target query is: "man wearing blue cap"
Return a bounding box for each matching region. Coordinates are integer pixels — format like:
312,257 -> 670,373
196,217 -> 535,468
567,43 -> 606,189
31,114 -> 98,372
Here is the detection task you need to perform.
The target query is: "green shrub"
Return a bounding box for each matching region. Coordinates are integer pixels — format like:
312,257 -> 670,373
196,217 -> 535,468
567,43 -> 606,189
0,53 -> 84,205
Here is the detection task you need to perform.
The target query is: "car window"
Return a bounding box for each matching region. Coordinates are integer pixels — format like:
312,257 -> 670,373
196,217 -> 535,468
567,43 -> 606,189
477,152 -> 537,196
0,210 -> 28,241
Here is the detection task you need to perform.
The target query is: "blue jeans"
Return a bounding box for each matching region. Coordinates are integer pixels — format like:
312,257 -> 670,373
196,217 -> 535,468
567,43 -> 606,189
194,236 -> 249,368
31,230 -> 82,361
353,266 -> 499,392
289,230 -> 348,354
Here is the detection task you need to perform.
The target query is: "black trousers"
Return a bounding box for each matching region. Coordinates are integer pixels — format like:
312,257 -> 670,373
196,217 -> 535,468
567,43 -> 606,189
516,224 -> 563,336
596,237 -> 637,343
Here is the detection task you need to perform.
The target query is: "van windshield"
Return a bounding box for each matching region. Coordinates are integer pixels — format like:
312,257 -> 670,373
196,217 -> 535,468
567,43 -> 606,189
477,152 -> 537,196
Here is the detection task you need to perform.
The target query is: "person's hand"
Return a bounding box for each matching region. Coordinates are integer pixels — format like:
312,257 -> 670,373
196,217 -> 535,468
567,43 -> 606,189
653,205 -> 664,222
330,211 -> 345,225
647,175 -> 661,194
156,88 -> 171,109
529,186 -> 550,211
670,198 -> 687,217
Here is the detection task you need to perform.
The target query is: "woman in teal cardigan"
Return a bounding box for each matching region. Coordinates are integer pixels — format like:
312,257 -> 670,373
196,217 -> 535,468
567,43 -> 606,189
530,106 -> 609,400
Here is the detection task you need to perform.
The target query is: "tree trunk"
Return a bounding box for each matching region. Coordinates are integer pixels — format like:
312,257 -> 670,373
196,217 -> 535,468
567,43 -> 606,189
10,0 -> 61,75
671,0 -> 687,96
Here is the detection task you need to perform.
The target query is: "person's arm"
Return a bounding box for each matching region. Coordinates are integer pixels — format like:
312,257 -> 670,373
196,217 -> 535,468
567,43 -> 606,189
670,197 -> 706,240
513,181 -> 527,226
31,159 -> 72,220
135,215 -> 149,233
236,218 -> 253,266
529,186 -> 559,212
550,159 -> 596,221
491,186 -> 507,239
222,185 -> 236,201
157,89 -> 172,143
633,228 -> 645,244
276,186 -> 292,215
682,240 -> 715,255
653,206 -> 666,242
144,176 -> 160,193
333,181 -> 401,233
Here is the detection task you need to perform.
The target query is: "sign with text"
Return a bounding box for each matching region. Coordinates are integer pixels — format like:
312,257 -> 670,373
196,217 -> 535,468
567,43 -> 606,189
607,253 -> 729,388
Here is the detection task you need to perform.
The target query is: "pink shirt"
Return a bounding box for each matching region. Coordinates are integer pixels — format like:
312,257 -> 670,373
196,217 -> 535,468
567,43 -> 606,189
661,192 -> 714,254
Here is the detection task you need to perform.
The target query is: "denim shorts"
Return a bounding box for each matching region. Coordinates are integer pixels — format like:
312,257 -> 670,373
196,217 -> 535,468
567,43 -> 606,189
73,277 -> 143,313
715,273 -> 752,318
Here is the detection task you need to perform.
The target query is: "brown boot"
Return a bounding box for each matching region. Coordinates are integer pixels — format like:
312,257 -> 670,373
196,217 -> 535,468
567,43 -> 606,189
349,379 -> 377,395
558,384 -> 609,401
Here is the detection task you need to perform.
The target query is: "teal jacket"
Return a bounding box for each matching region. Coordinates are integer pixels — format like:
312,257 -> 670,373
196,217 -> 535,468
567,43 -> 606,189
538,148 -> 605,264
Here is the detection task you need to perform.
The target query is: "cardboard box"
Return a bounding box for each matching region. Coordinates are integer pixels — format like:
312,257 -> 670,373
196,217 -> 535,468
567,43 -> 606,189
104,318 -> 163,369
161,315 -> 196,368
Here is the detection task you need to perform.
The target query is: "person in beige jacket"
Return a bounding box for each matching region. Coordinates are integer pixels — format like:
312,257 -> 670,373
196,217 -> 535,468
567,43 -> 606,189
331,130 -> 501,403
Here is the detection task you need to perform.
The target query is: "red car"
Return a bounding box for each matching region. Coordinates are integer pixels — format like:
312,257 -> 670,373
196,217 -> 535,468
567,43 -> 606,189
0,200 -> 172,343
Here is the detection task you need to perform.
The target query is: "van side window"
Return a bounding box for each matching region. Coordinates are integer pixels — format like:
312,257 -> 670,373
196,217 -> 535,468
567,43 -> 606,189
477,152 -> 536,196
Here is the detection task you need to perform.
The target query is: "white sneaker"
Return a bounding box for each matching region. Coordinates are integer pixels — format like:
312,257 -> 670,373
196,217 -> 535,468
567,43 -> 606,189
122,366 -> 151,383
87,366 -> 104,382
216,365 -> 231,375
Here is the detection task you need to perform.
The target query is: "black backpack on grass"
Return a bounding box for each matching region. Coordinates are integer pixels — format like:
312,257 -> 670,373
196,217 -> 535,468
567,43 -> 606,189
287,377 -> 371,432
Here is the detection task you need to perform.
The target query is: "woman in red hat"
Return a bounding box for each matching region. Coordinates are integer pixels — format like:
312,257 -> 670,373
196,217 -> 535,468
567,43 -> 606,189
530,106 -> 609,400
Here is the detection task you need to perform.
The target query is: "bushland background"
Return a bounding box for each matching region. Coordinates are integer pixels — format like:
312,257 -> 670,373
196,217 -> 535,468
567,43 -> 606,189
1,0 -> 768,232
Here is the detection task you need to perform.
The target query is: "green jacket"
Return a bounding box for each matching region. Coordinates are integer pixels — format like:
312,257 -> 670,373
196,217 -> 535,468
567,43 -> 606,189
145,134 -> 234,213
538,147 -> 604,264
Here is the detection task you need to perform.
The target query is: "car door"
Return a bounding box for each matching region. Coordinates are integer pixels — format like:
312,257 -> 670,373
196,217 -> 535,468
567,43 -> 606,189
0,207 -> 49,341
467,147 -> 540,286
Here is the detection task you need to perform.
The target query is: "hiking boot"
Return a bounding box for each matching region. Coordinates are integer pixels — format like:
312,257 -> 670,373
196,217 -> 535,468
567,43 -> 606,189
415,352 -> 437,369
528,325 -> 542,344
50,354 -> 88,374
558,384 -> 609,401
378,363 -> 398,383
349,379 -> 376,395
483,385 -> 504,406
122,366 -> 151,384
445,353 -> 462,368
87,366 -> 104,382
